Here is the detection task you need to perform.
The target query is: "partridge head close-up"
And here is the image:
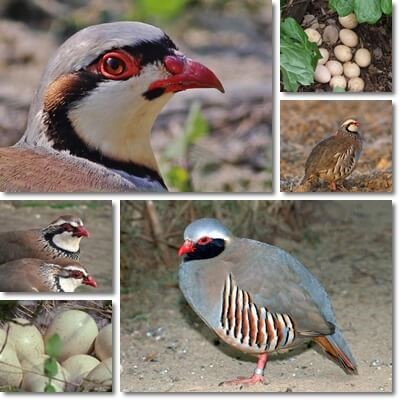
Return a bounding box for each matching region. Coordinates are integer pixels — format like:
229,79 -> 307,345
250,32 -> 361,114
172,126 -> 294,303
0,215 -> 89,265
0,21 -> 224,192
297,119 -> 363,192
178,218 -> 357,386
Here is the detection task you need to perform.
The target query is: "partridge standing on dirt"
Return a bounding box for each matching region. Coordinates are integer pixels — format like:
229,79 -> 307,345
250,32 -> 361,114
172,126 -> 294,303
178,218 -> 357,386
0,215 -> 89,264
297,119 -> 363,192
0,258 -> 96,292
0,22 -> 224,192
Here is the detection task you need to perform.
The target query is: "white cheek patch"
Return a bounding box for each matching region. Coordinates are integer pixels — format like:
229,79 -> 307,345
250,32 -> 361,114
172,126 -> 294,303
53,232 -> 81,252
58,277 -> 82,292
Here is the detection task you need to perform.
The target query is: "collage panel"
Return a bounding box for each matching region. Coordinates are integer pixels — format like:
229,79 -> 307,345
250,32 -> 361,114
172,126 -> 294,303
0,300 -> 112,392
280,100 -> 392,192
0,200 -> 113,293
280,0 -> 392,92
120,200 -> 392,392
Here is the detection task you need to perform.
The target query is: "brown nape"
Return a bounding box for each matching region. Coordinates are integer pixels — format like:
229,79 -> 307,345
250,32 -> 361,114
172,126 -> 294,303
314,336 -> 358,375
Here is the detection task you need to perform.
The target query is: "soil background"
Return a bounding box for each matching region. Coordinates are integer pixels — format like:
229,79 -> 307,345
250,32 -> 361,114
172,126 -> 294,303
120,200 -> 392,392
0,201 -> 113,292
280,100 -> 392,192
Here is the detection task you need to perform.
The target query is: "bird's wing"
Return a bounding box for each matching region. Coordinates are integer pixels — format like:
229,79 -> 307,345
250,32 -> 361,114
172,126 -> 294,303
0,259 -> 44,292
0,147 -> 145,192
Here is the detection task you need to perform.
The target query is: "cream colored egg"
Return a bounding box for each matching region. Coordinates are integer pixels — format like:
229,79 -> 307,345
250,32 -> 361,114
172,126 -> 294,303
329,75 -> 347,90
95,324 -> 112,361
0,338 -> 22,388
318,48 -> 329,65
348,77 -> 365,92
355,48 -> 372,67
326,60 -> 343,76
21,355 -> 66,392
314,64 -> 331,83
62,354 -> 100,385
44,310 -> 98,362
343,62 -> 360,78
5,318 -> 44,364
83,357 -> 112,391
334,45 -> 352,62
304,28 -> 322,46
339,13 -> 358,29
339,29 -> 358,47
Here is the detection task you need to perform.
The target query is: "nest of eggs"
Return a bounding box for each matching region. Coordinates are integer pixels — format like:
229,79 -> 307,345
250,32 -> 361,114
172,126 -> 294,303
0,300 -> 112,392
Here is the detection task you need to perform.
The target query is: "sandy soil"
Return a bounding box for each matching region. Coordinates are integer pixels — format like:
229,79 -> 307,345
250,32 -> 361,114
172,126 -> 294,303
280,100 -> 392,192
120,201 -> 392,392
0,201 -> 113,293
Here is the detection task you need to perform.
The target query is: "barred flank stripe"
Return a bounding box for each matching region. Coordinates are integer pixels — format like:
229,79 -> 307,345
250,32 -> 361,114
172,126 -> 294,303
220,273 -> 296,351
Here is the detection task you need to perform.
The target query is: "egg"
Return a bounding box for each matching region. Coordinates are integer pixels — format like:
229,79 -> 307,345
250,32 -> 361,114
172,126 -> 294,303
348,77 -> 365,92
329,76 -> 347,90
83,357 -> 112,391
62,354 -> 100,385
334,45 -> 352,62
44,310 -> 98,362
314,65 -> 331,83
355,48 -> 372,67
0,330 -> 22,388
339,13 -> 358,29
339,29 -> 358,47
318,48 -> 329,65
322,25 -> 339,45
326,60 -> 343,76
5,318 -> 44,363
304,28 -> 322,46
343,62 -> 360,78
21,355 -> 66,392
95,324 -> 112,361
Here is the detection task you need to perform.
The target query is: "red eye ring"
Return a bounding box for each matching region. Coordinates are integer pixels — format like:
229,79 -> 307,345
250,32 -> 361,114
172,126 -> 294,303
198,236 -> 212,245
98,50 -> 140,80
71,270 -> 83,279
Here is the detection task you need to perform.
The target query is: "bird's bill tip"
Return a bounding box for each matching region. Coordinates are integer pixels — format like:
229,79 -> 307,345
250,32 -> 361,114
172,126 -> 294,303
178,239 -> 195,256
74,226 -> 90,238
83,275 -> 97,287
149,55 -> 225,94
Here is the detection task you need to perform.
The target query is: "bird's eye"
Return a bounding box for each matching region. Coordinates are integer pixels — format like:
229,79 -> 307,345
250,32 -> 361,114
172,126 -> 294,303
61,223 -> 73,232
98,51 -> 140,80
198,236 -> 212,245
71,270 -> 83,279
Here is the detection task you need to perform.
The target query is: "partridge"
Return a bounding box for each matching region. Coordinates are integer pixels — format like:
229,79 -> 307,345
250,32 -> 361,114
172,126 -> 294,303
0,22 -> 224,192
298,119 -> 363,192
0,258 -> 96,292
178,218 -> 357,386
0,215 -> 89,264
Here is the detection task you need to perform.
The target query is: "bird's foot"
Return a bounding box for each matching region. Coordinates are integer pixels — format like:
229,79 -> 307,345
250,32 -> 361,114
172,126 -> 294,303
219,374 -> 266,387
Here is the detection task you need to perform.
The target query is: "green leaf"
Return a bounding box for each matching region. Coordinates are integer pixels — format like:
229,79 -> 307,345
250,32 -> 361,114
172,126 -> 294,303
44,383 -> 56,393
44,357 -> 58,378
329,0 -> 354,16
381,0 -> 392,15
165,166 -> 191,192
354,0 -> 382,23
134,0 -> 188,20
45,334 -> 62,358
333,86 -> 346,92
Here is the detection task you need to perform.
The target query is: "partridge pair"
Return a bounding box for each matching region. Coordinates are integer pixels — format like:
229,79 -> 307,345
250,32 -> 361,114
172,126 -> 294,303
178,218 -> 357,386
0,215 -> 96,292
0,22 -> 223,192
297,119 -> 363,192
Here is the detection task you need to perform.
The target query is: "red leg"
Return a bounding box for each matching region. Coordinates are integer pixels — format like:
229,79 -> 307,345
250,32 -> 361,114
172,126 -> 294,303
221,353 -> 268,387
329,181 -> 337,191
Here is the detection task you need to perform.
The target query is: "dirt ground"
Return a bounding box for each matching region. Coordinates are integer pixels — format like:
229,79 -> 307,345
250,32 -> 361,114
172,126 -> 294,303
0,201 -> 113,293
280,100 -> 392,192
120,201 -> 392,392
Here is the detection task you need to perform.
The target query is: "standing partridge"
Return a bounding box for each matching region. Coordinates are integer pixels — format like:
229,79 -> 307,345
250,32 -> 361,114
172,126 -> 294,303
0,22 -> 223,192
178,218 -> 357,386
0,215 -> 89,264
297,119 -> 363,192
0,258 -> 96,292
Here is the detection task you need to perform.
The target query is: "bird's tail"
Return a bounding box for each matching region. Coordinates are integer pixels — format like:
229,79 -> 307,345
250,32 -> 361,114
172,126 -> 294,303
314,333 -> 358,375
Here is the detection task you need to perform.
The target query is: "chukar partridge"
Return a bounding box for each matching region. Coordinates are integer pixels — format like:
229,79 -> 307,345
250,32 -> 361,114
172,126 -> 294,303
0,258 -> 96,292
0,22 -> 224,192
0,215 -> 89,264
298,119 -> 363,192
178,218 -> 357,386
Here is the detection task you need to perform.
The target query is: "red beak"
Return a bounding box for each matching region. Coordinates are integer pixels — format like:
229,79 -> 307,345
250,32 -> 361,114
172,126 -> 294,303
178,240 -> 196,256
83,275 -> 97,288
148,54 -> 225,94
74,226 -> 90,238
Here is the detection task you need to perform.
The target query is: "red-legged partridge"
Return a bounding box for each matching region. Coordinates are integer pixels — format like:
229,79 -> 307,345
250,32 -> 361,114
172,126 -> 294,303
178,218 -> 357,386
0,22 -> 224,192
0,215 -> 89,264
298,119 -> 363,192
0,258 -> 96,292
